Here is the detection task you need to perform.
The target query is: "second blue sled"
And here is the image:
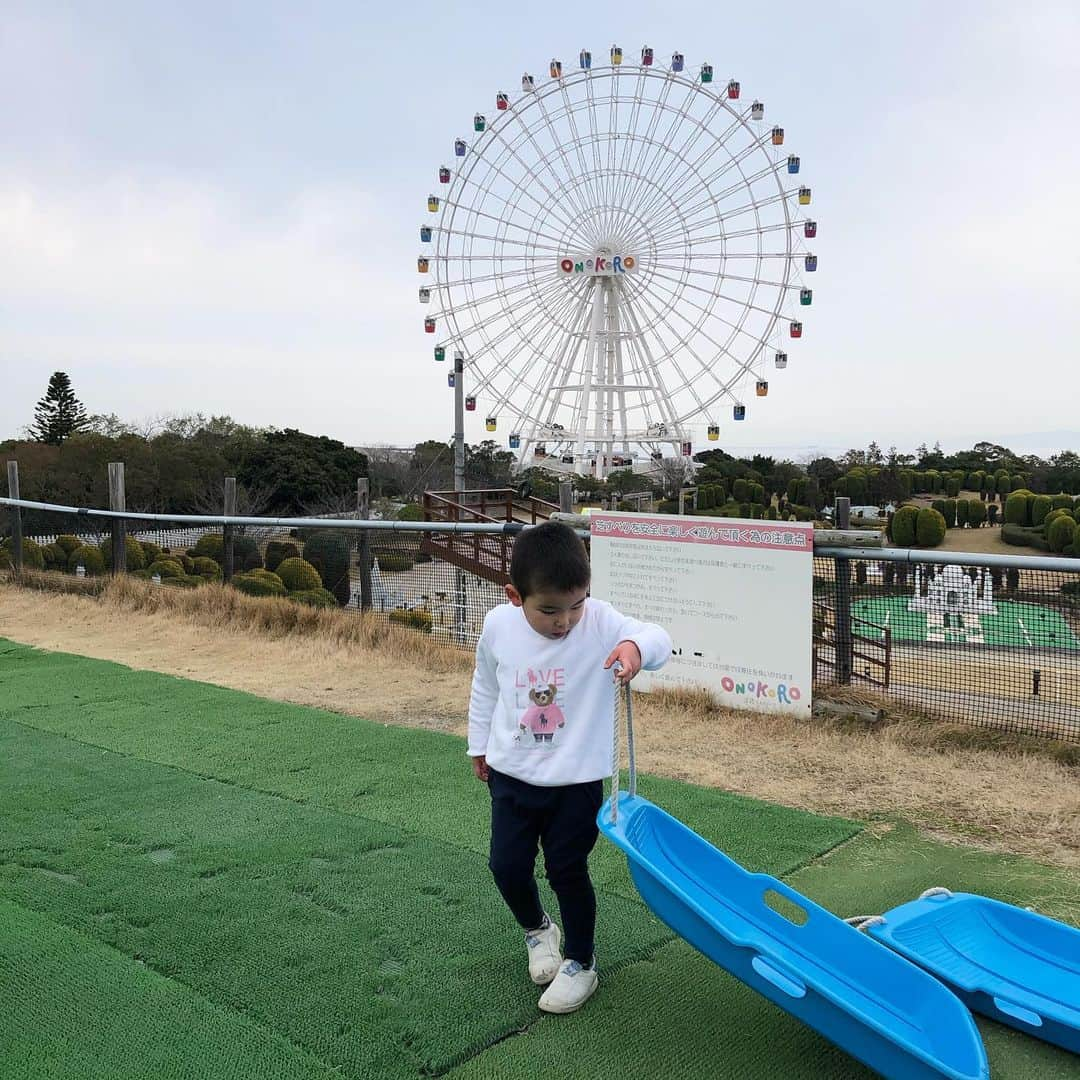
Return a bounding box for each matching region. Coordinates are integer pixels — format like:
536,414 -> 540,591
599,793 -> 989,1080
865,889 -> 1080,1055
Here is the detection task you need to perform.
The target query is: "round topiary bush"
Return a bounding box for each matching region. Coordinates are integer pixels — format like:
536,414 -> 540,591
942,499 -> 957,528
55,534 -> 82,556
192,556 -> 223,580
891,505 -> 919,547
288,587 -> 337,608
389,607 -> 433,633
42,543 -> 67,569
302,531 -> 351,607
232,570 -> 287,597
396,503 -> 424,521
1003,492 -> 1030,526
1031,495 -> 1053,528
163,574 -> 204,589
193,533 -> 225,562
264,541 -> 299,573
955,499 -> 969,528
100,535 -> 147,572
1051,494 -> 1073,511
276,557 -> 323,591
140,540 -> 162,563
68,544 -> 106,575
147,558 -> 185,579
242,550 -> 263,571
1048,515 -> 1077,554
915,508 -> 947,548
966,499 -> 986,528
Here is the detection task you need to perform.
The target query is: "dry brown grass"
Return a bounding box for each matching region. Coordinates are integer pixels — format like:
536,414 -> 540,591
2,576 -> 1078,870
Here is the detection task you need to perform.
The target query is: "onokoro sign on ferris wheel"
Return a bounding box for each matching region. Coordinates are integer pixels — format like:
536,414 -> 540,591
558,254 -> 639,277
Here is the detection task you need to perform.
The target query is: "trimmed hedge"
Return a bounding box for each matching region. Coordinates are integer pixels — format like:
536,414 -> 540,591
192,556 -> 223,580
891,505 -> 919,547
68,545 -> 106,575
943,499 -> 957,529
140,540 -> 163,563
1001,524 -> 1051,551
1047,515 -> 1077,554
264,541 -> 299,573
276,557 -> 323,592
966,499 -> 986,527
55,535 -> 82,556
193,533 -> 225,561
289,588 -> 338,609
302,531 -> 351,607
389,607 -> 434,633
232,570 -> 287,597
955,499 -> 969,528
147,558 -> 186,579
396,503 -> 425,522
162,574 -> 205,589
915,508 -> 946,547
100,535 -> 147,572
376,553 -> 415,572
1003,492 -> 1029,526
1031,495 -> 1053,528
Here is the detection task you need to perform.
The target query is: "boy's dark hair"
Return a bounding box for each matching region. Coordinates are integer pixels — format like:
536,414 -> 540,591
510,521 -> 591,599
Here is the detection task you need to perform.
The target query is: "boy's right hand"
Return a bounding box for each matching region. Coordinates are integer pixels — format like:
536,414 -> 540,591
471,755 -> 490,782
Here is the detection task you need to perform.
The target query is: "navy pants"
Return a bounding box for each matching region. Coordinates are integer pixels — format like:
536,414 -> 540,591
487,768 -> 603,964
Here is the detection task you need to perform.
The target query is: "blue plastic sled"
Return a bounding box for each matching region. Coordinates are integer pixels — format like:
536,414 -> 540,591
866,889 -> 1080,1055
599,793 -> 989,1080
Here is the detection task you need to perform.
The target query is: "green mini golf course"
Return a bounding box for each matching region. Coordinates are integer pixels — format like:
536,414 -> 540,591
1,640 -> 1077,1079
852,597 -> 1080,649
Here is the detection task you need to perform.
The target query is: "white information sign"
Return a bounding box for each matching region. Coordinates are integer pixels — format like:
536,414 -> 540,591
590,511 -> 814,715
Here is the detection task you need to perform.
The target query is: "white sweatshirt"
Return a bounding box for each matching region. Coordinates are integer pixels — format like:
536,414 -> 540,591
467,598 -> 672,786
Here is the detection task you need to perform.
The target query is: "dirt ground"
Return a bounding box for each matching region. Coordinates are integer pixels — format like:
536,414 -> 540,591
2,582 -> 1079,873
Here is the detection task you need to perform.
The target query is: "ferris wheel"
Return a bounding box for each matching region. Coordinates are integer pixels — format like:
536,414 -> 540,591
417,45 -> 817,479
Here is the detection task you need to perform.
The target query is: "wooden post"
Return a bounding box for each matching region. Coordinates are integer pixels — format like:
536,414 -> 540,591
6,461 -> 22,573
223,477 -> 237,582
356,478 -> 371,611
108,462 -> 126,574
559,480 -> 573,514
834,496 -> 853,684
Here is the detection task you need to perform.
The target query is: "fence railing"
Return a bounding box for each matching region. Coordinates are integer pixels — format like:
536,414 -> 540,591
3,494 -> 1079,743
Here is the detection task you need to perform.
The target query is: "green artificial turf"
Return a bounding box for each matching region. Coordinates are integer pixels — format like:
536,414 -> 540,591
851,597 -> 1080,649
449,824 -> 1080,1080
2,639 -> 1075,1079
0,897 -> 340,1080
0,640 -> 858,898
0,640 -> 857,1079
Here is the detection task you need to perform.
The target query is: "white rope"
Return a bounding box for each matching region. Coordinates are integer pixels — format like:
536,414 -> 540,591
610,662 -> 622,823
918,887 -> 953,900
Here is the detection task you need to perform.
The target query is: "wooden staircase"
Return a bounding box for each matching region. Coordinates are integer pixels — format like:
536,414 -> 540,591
421,489 -> 561,586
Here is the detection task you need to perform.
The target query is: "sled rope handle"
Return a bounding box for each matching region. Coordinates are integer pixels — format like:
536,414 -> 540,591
609,663 -> 636,825
845,886 -> 957,932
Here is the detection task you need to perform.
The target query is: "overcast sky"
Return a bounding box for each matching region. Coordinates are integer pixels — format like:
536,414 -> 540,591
3,1 -> 1078,460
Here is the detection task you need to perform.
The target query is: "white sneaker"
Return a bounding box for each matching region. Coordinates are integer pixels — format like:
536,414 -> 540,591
525,916 -> 562,986
538,956 -> 598,1013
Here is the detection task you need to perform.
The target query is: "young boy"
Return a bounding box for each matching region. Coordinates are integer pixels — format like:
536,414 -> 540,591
468,521 -> 671,1013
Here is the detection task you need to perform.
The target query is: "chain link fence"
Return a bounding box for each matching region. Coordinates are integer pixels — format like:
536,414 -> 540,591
4,496 -> 1079,743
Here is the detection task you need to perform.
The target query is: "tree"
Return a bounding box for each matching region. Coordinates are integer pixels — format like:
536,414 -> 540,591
465,440 -> 515,489
31,372 -> 88,445
237,429 -> 368,515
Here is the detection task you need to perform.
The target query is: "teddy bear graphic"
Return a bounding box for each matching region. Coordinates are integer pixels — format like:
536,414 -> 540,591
518,683 -> 566,746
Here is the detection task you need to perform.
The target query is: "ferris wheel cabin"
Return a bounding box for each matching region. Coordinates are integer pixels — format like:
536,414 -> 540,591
707,424 -> 720,441
424,317 -> 436,333
787,155 -> 800,173
700,63 -> 713,83
427,195 -> 439,212
579,49 -> 592,69
671,52 -> 684,72
756,381 -> 769,397
420,226 -> 432,242
522,73 -> 535,91
486,417 -> 497,432
775,351 -> 788,369
800,288 -> 813,306
509,433 -> 521,449
439,166 -> 451,183
434,346 -> 446,361
751,100 -> 764,120
454,139 -> 466,156
733,405 -> 746,421
465,396 -> 477,412
550,59 -> 562,78
790,320 -> 803,338
798,186 -> 812,205
804,220 -> 817,238
641,46 -> 654,65
771,126 -> 784,146
474,114 -> 486,132
804,254 -> 817,272
727,79 -> 740,99
417,257 -> 430,273
610,44 -> 623,65
418,287 -> 431,303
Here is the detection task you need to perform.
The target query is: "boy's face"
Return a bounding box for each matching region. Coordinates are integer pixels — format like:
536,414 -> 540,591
505,583 -> 589,640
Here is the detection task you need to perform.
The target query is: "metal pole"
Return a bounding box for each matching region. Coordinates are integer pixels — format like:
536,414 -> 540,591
357,477 -> 372,611
108,462 -> 126,575
834,496 -> 853,684
559,480 -> 573,514
453,353 -> 465,496
6,462 -> 22,573
453,353 -> 466,644
223,477 -> 236,582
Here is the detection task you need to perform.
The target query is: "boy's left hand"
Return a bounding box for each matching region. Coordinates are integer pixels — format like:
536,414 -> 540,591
604,640 -> 642,684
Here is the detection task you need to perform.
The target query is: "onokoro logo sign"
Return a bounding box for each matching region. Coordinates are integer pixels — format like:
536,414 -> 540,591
558,254 -> 638,277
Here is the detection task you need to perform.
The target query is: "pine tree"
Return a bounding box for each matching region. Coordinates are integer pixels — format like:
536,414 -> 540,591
31,372 -> 88,445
